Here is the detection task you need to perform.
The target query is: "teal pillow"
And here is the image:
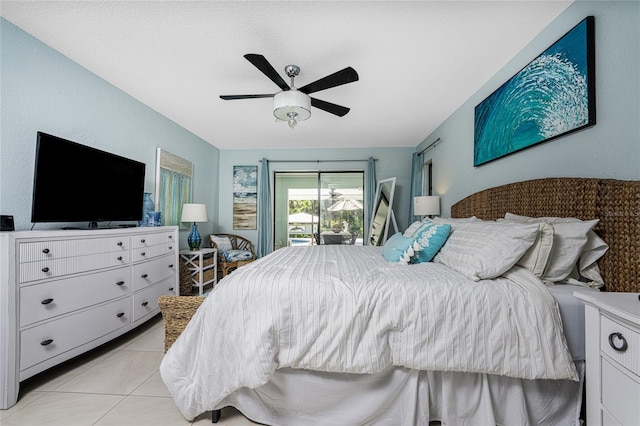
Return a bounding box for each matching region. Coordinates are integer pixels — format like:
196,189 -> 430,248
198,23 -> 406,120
410,220 -> 451,263
381,232 -> 418,265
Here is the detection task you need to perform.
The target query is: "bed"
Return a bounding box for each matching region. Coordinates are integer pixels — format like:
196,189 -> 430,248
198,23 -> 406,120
160,177 -> 640,425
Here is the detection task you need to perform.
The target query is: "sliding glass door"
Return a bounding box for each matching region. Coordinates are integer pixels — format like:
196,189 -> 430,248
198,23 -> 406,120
274,171 -> 364,249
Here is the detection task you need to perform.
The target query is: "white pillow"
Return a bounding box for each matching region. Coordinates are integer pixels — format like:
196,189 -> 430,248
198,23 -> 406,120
403,221 -> 422,237
433,220 -> 539,281
504,213 -> 601,283
432,216 -> 477,227
497,219 -> 555,277
211,235 -> 233,252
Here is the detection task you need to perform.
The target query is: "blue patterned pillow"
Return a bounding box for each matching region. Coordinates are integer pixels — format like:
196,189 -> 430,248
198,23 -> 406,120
381,232 -> 420,265
222,249 -> 253,262
410,219 -> 451,263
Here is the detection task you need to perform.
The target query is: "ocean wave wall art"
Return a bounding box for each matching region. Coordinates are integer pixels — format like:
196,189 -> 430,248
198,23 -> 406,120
474,16 -> 595,166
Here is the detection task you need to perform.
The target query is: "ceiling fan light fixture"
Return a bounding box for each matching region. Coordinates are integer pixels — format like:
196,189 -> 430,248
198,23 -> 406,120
273,90 -> 311,129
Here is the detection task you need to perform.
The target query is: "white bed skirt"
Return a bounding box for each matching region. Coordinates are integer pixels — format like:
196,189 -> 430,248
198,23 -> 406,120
218,362 -> 584,426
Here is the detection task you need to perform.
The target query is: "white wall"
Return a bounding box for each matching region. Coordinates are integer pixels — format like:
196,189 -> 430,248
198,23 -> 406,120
417,0 -> 640,216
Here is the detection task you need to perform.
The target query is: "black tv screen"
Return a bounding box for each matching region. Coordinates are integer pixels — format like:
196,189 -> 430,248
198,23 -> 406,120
31,132 -> 146,227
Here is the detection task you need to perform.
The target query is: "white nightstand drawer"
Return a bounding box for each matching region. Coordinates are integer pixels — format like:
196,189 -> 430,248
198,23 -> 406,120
601,314 -> 640,375
601,357 -> 640,426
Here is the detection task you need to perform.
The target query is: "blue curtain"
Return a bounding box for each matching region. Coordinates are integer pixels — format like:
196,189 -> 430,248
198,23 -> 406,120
364,157 -> 376,245
257,158 -> 272,257
408,152 -> 422,224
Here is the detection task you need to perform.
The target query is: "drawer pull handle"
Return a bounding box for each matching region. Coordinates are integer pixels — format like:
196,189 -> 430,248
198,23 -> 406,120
41,298 -> 54,305
608,332 -> 628,353
116,281 -> 125,286
42,267 -> 50,273
117,256 -> 123,261
141,252 -> 146,256
141,239 -> 146,243
169,287 -> 174,291
168,246 -> 173,250
42,248 -> 50,254
117,241 -> 123,246
141,274 -> 148,279
168,264 -> 174,268
116,312 -> 125,318
40,339 -> 53,346
141,301 -> 149,307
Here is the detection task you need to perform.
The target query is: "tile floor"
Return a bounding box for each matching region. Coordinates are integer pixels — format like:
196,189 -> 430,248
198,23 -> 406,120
0,315 -> 258,426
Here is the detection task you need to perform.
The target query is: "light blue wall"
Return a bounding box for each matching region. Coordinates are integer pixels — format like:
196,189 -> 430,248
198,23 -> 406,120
0,18 -> 219,245
218,147 -> 414,242
417,0 -> 640,216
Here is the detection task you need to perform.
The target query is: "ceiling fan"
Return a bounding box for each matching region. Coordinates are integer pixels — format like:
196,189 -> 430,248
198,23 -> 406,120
220,54 -> 359,129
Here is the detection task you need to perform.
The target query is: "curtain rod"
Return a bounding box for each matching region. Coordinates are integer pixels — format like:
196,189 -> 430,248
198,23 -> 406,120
259,159 -> 377,163
417,137 -> 441,156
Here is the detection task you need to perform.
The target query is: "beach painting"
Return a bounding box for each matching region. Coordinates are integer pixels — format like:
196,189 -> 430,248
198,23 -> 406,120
233,165 -> 257,229
474,16 -> 595,166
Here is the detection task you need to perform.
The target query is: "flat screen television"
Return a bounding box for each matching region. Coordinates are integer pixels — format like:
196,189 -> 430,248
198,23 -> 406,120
31,131 -> 146,228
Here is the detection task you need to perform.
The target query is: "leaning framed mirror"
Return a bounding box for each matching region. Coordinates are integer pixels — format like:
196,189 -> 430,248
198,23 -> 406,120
368,177 -> 397,246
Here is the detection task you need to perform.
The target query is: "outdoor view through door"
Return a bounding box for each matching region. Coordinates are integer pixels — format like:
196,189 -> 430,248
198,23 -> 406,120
274,172 -> 365,250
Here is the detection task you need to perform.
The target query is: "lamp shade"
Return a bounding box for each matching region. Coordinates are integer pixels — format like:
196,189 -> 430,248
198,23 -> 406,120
273,90 -> 311,121
413,196 -> 440,217
181,203 -> 208,223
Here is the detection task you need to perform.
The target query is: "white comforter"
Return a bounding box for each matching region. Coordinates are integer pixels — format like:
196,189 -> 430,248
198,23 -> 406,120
160,245 -> 578,420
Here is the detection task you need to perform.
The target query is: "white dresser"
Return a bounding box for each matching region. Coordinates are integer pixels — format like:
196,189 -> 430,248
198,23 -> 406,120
575,292 -> 640,426
0,226 -> 179,409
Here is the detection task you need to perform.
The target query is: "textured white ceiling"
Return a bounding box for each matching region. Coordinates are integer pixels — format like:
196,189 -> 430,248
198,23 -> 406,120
1,1 -> 572,150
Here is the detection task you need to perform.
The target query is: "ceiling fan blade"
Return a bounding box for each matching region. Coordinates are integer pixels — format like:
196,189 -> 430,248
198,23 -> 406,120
220,94 -> 274,100
244,54 -> 290,91
311,97 -> 350,117
299,67 -> 359,94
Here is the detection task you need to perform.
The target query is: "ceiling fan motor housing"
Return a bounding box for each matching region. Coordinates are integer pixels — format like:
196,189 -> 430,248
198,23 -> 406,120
273,90 -> 311,121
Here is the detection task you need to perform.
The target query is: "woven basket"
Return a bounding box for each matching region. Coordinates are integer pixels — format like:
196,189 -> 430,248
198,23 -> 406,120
158,295 -> 206,352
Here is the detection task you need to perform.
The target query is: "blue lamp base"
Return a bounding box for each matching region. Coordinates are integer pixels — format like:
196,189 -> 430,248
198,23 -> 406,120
187,222 -> 202,250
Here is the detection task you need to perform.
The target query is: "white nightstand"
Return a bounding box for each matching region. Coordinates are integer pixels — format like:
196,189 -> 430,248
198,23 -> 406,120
574,292 -> 640,426
179,248 -> 217,295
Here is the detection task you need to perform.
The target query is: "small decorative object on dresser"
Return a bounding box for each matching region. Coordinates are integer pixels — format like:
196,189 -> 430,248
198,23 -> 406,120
575,292 -> 640,426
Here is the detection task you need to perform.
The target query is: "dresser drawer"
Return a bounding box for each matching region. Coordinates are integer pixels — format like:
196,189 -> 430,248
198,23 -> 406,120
19,236 -> 128,262
601,357 -> 640,426
131,244 -> 174,262
601,314 -> 640,375
132,277 -> 174,321
131,232 -> 175,249
20,267 -> 131,326
20,297 -> 131,371
19,251 -> 130,283
131,254 -> 176,291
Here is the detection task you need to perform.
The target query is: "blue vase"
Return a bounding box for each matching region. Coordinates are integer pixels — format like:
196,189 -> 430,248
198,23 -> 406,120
140,193 -> 155,226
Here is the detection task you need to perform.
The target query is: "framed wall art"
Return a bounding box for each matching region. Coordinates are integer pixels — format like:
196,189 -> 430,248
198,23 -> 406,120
233,165 -> 257,230
474,16 -> 595,166
155,148 -> 193,227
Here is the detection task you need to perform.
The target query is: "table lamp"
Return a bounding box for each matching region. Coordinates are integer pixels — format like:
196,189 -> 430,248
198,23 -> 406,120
181,203 -> 208,250
413,196 -> 440,219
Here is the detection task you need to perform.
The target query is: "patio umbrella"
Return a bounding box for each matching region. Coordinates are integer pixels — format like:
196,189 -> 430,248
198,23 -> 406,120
288,212 -> 320,223
327,199 -> 363,212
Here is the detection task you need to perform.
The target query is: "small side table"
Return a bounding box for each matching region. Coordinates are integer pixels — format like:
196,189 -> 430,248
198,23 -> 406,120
179,248 -> 217,295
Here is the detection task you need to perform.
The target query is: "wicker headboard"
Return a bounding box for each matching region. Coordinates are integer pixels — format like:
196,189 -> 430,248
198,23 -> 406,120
451,178 -> 640,293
